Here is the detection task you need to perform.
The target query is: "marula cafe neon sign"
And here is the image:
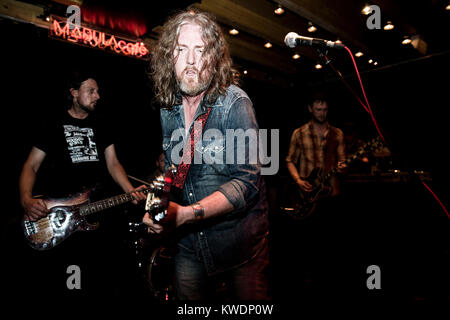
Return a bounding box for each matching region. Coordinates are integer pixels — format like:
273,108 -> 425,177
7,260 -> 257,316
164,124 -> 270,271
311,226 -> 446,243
50,17 -> 150,59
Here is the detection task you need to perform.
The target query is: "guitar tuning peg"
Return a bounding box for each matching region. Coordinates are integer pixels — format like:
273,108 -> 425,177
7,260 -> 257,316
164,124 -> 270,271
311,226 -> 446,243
168,164 -> 177,174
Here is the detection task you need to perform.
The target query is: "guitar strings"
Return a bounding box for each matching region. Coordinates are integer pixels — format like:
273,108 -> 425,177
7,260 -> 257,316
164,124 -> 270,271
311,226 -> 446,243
30,187 -> 152,227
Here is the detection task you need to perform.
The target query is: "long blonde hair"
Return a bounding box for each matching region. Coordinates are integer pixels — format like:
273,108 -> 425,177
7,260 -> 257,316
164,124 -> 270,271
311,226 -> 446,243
150,9 -> 236,107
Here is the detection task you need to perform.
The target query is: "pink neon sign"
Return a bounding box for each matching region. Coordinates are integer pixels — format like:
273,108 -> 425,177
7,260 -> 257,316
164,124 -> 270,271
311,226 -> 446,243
50,17 -> 150,59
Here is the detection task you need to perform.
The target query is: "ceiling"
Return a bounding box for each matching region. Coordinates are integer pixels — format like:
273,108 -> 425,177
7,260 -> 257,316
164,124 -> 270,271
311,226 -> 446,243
2,0 -> 449,87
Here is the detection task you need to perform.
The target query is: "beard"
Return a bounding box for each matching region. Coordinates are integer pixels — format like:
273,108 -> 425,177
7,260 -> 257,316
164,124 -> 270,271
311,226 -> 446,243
177,67 -> 212,97
79,101 -> 96,113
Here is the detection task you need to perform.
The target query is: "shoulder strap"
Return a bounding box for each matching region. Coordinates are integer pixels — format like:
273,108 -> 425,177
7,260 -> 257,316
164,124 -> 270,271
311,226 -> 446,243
172,107 -> 212,189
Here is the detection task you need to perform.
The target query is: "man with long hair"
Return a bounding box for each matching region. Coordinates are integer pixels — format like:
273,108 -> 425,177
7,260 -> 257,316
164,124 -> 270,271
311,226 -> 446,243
143,9 -> 269,300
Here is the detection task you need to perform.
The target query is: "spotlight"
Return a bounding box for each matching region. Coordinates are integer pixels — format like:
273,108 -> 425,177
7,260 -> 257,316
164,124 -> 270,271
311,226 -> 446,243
274,5 -> 285,15
383,21 -> 394,30
362,5 -> 372,15
229,28 -> 239,36
307,22 -> 317,33
315,63 -> 322,69
264,42 -> 272,48
355,51 -> 364,57
402,37 -> 412,45
292,53 -> 301,60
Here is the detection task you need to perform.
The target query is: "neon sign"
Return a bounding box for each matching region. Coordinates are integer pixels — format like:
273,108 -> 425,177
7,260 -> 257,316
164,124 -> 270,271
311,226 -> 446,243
50,17 -> 150,59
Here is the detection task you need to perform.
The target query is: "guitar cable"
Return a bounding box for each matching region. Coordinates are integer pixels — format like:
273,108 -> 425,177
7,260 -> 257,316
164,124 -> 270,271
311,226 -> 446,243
127,174 -> 153,186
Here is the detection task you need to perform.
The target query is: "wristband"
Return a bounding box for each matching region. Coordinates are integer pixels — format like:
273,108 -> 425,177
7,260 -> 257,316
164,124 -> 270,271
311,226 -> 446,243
191,202 -> 205,220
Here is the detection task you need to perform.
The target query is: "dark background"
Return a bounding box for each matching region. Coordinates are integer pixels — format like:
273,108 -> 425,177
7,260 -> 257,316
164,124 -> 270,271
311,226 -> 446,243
1,16 -> 448,306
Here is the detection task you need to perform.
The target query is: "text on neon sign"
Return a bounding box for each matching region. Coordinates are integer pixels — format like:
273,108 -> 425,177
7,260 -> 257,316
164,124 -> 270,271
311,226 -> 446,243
51,19 -> 149,59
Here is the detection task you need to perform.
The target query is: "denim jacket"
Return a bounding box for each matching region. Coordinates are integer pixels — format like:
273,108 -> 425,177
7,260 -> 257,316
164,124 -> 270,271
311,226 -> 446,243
160,85 -> 269,275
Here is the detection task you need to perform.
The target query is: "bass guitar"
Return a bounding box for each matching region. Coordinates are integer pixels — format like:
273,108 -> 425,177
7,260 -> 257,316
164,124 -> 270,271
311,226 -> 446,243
22,165 -> 176,251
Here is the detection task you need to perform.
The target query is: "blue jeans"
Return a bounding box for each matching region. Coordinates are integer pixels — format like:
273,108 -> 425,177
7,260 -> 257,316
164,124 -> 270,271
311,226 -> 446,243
175,236 -> 270,300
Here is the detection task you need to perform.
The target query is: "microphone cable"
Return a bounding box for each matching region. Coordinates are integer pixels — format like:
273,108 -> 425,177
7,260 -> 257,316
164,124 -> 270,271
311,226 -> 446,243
340,46 -> 449,219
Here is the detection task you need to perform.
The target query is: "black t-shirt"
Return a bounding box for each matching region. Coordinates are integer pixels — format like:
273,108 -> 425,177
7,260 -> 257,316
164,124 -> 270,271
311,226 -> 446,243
33,110 -> 114,197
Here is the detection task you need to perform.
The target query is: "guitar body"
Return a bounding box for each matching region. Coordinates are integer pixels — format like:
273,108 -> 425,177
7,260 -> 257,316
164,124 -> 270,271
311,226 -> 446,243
287,137 -> 383,220
22,191 -> 98,251
293,168 -> 332,219
22,165 -> 177,251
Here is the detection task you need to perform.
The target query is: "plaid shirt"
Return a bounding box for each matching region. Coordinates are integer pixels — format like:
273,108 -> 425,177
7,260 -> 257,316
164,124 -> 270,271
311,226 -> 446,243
286,121 -> 346,179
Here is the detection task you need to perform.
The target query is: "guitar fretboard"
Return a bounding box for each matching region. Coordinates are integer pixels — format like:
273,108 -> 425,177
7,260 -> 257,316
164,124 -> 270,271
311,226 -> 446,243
79,189 -> 149,216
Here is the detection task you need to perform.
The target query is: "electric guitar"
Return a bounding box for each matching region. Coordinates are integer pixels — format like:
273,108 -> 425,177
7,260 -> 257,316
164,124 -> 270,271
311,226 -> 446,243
290,137 -> 384,219
22,166 -> 176,251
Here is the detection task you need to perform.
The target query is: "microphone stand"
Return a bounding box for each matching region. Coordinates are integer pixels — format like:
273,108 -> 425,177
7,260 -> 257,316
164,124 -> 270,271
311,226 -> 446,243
315,48 -> 368,111
315,48 -> 395,164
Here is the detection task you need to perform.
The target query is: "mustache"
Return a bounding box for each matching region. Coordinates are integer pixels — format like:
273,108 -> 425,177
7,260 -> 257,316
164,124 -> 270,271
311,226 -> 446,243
182,67 -> 200,74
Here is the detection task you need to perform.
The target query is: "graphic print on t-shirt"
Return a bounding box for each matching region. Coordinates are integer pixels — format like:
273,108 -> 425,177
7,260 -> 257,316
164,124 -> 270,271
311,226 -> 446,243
63,125 -> 99,163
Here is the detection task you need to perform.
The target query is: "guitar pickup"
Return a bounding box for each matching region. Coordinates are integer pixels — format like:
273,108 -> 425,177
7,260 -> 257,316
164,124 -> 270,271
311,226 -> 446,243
24,221 -> 37,235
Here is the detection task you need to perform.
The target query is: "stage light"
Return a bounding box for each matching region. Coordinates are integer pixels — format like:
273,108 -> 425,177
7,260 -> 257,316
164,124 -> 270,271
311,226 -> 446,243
384,21 -> 394,30
362,5 -> 372,15
307,22 -> 317,33
402,37 -> 412,45
274,5 -> 285,15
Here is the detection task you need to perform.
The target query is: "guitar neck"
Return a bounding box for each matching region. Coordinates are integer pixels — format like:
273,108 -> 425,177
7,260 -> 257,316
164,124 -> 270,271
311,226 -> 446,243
322,141 -> 376,182
79,189 -> 148,216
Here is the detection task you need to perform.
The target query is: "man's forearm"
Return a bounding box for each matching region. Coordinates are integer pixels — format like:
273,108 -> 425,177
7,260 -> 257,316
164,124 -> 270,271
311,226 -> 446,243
107,162 -> 134,192
179,191 -> 234,225
286,161 -> 301,183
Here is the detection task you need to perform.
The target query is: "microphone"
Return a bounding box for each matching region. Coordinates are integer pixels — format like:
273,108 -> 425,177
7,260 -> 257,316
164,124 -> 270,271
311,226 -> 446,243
284,32 -> 345,50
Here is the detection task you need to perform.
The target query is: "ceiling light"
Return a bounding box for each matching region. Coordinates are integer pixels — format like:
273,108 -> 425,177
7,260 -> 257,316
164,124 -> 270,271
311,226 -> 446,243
368,59 -> 373,64
307,22 -> 317,33
243,70 -> 248,75
274,5 -> 285,15
355,51 -> 364,57
335,39 -> 342,44
264,42 -> 272,48
315,63 -> 322,69
229,28 -> 239,36
362,5 -> 372,15
383,21 -> 394,30
373,61 -> 378,66
402,37 -> 412,45
446,3 -> 450,10
292,53 -> 300,60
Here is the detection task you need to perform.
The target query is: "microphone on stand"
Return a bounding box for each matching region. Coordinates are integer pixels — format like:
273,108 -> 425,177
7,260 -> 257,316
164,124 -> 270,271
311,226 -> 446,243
284,32 -> 345,50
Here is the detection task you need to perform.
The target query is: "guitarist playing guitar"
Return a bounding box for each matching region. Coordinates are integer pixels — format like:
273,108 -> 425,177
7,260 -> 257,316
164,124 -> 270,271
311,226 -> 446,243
18,71 -> 146,295
286,93 -> 347,219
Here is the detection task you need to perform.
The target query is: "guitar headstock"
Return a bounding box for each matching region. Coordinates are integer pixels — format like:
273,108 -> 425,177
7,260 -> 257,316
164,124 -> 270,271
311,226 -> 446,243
360,136 -> 386,155
145,165 -> 176,222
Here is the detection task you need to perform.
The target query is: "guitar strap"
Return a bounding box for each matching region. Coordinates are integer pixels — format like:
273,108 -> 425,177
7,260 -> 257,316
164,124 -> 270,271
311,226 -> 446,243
172,107 -> 212,189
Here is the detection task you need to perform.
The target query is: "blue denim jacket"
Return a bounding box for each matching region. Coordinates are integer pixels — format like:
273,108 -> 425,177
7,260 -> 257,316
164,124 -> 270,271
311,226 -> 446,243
160,85 -> 269,275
